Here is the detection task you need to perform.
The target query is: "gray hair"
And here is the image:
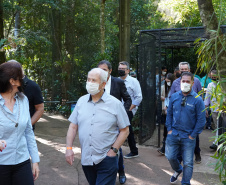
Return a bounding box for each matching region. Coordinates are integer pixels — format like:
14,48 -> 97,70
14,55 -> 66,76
7,59 -> 19,63
119,61 -> 130,69
211,69 -> 217,75
179,62 -> 190,70
88,68 -> 108,83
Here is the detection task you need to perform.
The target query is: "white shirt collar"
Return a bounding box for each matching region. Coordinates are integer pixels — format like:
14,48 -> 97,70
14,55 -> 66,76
105,75 -> 111,94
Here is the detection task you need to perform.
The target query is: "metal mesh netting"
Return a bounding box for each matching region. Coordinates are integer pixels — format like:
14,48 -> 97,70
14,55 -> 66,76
137,26 -> 226,146
138,34 -> 161,146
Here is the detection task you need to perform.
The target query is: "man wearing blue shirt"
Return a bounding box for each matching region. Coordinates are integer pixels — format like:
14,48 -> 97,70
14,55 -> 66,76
165,72 -> 205,185
170,62 -> 202,164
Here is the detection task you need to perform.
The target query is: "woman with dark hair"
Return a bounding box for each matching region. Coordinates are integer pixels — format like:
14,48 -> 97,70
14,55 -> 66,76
0,61 -> 40,185
158,73 -> 175,155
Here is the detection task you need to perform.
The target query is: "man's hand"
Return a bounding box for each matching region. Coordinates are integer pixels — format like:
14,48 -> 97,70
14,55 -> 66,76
168,130 -> 172,134
189,135 -> 195,140
129,104 -> 136,111
205,110 -> 209,118
0,140 -> 6,152
107,149 -> 117,157
32,163 -> 40,181
65,149 -> 75,165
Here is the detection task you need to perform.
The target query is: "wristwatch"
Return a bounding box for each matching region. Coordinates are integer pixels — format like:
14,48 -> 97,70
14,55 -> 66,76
111,147 -> 118,153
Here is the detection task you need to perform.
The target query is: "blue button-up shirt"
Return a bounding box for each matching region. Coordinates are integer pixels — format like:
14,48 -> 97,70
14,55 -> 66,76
165,90 -> 206,138
170,77 -> 202,97
68,92 -> 130,166
0,94 -> 40,165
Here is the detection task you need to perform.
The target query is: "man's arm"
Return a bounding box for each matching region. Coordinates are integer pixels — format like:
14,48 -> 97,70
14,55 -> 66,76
169,81 -> 176,97
31,103 -> 44,125
195,78 -> 202,93
120,80 -> 132,112
204,83 -> 211,117
107,126 -> 129,156
190,99 -> 206,139
129,79 -> 142,111
165,95 -> 174,133
65,123 -> 78,165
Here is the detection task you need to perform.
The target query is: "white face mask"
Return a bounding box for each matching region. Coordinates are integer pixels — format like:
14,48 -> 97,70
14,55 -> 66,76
162,71 -> 166,75
167,81 -> 171,86
181,82 -> 191,93
86,82 -> 100,95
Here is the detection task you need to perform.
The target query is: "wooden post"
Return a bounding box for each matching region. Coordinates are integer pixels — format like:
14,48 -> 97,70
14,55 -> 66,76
119,0 -> 131,62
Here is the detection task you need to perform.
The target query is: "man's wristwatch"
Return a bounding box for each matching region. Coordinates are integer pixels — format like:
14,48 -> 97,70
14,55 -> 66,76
111,147 -> 118,153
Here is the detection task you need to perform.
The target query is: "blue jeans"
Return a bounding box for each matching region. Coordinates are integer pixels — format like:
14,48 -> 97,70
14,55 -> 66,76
165,134 -> 196,185
82,156 -> 118,185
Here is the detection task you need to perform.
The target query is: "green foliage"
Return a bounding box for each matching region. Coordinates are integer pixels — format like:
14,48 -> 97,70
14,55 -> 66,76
211,132 -> 226,183
157,0 -> 202,27
3,0 -> 223,114
195,2 -> 226,181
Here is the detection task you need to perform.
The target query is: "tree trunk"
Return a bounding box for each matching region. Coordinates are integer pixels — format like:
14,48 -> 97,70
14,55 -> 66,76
0,0 -> 6,64
119,0 -> 131,62
100,0 -> 106,54
51,6 -> 62,101
14,6 -> 20,37
197,0 -> 219,37
63,0 -> 76,100
197,0 -> 226,104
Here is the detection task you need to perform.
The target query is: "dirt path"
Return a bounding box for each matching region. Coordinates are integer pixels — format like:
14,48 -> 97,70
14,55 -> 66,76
34,113 -> 220,185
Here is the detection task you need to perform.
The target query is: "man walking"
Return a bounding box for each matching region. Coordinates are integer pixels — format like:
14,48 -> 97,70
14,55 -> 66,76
170,61 -> 202,164
65,68 -> 130,185
204,70 -> 219,150
165,72 -> 205,184
8,60 -> 44,130
98,60 -> 132,184
118,61 -> 142,159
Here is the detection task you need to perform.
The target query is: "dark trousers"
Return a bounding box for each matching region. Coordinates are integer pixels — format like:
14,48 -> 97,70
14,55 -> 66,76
0,159 -> 34,185
194,135 -> 200,155
206,109 -> 212,128
127,111 -> 138,155
118,148 -> 124,173
82,156 -> 118,185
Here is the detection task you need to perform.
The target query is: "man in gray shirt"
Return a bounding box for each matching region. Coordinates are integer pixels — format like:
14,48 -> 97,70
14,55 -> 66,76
65,68 -> 130,185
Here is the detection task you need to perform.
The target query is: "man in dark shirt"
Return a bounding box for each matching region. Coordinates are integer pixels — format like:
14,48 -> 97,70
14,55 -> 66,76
23,75 -> 44,130
8,59 -> 44,130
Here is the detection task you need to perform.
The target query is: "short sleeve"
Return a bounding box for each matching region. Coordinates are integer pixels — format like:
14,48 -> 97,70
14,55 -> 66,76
32,84 -> 44,105
68,100 -> 79,125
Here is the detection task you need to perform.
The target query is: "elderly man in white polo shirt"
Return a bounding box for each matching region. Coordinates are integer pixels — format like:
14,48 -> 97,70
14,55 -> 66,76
65,68 -> 130,185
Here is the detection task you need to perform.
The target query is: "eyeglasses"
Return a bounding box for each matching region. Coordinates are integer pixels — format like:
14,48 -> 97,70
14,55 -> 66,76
181,97 -> 187,106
